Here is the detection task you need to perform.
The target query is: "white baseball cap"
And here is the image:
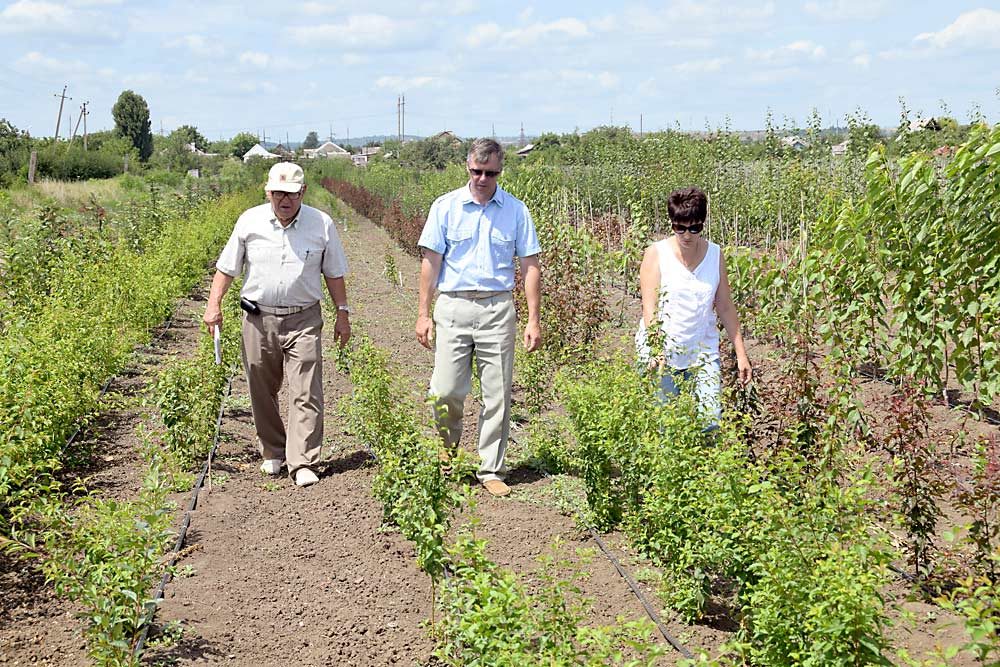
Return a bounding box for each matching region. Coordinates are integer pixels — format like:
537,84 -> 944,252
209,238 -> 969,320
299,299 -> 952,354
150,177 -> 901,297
265,162 -> 305,193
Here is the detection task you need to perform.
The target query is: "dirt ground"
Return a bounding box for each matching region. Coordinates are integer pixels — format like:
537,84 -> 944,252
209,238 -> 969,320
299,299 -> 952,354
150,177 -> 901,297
2,193 -> 995,666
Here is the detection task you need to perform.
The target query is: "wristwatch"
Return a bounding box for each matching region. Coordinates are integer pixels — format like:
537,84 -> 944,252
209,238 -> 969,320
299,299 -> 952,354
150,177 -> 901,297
336,304 -> 351,314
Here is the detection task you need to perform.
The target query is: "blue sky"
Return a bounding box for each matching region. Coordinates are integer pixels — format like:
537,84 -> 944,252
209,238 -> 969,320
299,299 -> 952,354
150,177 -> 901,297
1,0 -> 998,142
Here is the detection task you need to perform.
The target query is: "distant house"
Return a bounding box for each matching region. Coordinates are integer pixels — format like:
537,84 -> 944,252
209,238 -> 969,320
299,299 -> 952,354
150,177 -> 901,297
271,143 -> 294,159
516,143 -> 535,157
831,139 -> 850,157
780,135 -> 808,151
430,130 -> 462,146
302,141 -> 350,159
933,145 -> 956,158
351,145 -> 382,167
909,117 -> 942,132
243,144 -> 280,162
184,142 -> 219,157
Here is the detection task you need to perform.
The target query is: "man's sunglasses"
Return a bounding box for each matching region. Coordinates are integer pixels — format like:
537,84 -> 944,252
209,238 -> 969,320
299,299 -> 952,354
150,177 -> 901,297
671,222 -> 704,234
468,167 -> 501,178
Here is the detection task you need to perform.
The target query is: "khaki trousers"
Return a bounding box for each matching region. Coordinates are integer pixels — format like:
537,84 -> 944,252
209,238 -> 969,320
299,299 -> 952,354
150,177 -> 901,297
241,303 -> 324,477
430,292 -> 516,482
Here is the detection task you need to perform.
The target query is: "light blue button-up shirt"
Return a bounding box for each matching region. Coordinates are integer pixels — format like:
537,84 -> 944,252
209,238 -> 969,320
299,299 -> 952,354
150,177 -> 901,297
417,184 -> 540,292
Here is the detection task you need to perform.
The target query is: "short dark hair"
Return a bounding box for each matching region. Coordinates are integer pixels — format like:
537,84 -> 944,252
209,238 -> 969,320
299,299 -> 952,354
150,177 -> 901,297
667,187 -> 708,224
468,138 -> 504,167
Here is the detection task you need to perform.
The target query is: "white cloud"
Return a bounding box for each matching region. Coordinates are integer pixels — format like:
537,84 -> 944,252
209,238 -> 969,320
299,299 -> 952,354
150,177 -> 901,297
418,0 -> 478,15
851,53 -> 871,67
166,34 -> 225,58
464,18 -> 589,48
16,50 -> 87,74
375,75 -> 438,90
746,67 -> 802,85
599,1 -> 775,39
672,58 -> 730,75
123,72 -> 166,87
302,1 -> 342,15
342,53 -> 369,65
238,81 -> 278,94
289,14 -> 419,49
517,6 -> 534,22
522,68 -> 620,90
803,0 -> 890,21
748,40 -> 826,63
914,9 -> 1000,50
240,51 -> 271,67
0,0 -> 74,33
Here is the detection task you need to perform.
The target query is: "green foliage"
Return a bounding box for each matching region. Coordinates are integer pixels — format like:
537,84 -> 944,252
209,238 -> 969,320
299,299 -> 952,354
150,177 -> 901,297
341,336 -> 463,579
150,291 -> 241,468
35,143 -> 124,180
112,90 -> 154,161
434,533 -> 665,666
171,125 -> 208,152
302,131 -> 320,149
0,118 -> 31,186
558,356 -> 892,665
28,458 -> 175,666
0,189 -> 258,534
229,132 -> 259,159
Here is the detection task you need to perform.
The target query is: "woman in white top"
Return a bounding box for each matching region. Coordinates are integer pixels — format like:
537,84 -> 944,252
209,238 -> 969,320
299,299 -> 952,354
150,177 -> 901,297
635,187 -> 752,428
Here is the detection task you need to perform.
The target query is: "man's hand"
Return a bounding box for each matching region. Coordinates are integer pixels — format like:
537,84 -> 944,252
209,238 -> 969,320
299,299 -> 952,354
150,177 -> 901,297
335,311 -> 351,348
203,304 -> 223,332
737,354 -> 753,385
415,314 -> 434,349
523,320 -> 541,352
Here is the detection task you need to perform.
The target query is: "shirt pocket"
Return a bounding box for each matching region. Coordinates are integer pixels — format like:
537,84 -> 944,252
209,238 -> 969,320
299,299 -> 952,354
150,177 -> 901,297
490,227 -> 515,269
445,221 -> 476,248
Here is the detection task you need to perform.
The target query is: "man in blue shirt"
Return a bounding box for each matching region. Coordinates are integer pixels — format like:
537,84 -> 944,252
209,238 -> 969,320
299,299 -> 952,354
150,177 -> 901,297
415,138 -> 542,497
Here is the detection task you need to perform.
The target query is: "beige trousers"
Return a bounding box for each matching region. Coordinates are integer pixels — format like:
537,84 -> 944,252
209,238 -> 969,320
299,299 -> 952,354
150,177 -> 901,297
430,292 -> 516,482
241,303 -> 324,477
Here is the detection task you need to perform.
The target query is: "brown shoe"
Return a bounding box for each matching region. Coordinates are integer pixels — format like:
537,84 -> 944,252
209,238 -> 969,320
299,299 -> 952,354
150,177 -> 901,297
482,479 -> 510,497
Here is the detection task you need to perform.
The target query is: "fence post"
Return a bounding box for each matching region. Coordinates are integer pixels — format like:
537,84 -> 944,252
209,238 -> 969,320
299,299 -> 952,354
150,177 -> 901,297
28,150 -> 37,183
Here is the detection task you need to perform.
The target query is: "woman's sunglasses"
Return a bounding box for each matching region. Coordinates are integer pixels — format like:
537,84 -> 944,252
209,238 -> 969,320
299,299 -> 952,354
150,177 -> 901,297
671,222 -> 704,234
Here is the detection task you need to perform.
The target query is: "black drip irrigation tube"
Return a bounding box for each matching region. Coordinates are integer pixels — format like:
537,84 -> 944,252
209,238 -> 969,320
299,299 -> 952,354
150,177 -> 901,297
520,453 -> 694,661
133,376 -> 233,657
61,315 -> 174,455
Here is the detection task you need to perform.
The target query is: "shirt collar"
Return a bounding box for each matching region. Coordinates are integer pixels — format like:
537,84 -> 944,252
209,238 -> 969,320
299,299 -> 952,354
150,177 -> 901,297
461,183 -> 505,207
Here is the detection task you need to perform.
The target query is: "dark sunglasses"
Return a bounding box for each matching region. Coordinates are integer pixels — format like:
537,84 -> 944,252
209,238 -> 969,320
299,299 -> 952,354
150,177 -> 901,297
671,222 -> 704,234
468,167 -> 501,178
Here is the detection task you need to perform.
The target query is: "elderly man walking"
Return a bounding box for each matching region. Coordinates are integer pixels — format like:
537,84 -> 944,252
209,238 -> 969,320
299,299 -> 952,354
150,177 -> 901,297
204,162 -> 351,487
415,138 -> 542,497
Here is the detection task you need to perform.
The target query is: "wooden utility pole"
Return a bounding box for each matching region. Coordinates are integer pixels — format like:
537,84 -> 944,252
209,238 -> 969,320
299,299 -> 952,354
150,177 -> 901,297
401,94 -> 405,143
640,114 -> 643,138
69,101 -> 89,146
53,85 -> 71,141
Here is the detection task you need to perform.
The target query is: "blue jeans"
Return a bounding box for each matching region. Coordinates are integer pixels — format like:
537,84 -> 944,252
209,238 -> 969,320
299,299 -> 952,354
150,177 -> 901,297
655,359 -> 721,431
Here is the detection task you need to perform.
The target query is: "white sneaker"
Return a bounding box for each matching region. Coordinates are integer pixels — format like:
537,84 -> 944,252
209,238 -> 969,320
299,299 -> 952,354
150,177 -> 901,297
260,459 -> 285,475
294,468 -> 319,487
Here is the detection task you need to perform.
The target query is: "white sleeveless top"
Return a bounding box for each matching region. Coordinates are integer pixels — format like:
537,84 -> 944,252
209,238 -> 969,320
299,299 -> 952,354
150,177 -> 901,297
635,238 -> 722,369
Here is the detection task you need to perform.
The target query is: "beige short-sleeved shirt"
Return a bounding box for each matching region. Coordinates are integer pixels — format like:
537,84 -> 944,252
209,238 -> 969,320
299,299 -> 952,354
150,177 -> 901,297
215,203 -> 348,307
